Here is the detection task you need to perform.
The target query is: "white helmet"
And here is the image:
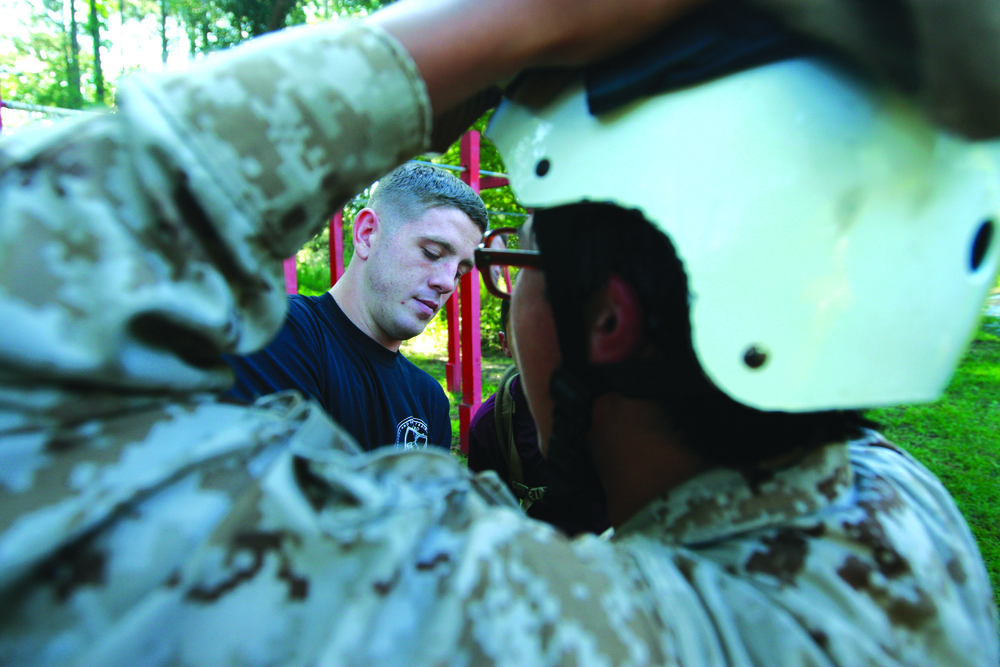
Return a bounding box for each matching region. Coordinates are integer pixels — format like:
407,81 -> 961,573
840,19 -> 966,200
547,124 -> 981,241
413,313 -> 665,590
487,59 -> 1000,411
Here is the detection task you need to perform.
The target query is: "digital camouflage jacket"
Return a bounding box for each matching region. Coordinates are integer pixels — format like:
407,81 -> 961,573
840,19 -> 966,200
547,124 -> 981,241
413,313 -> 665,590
1,9 -> 998,667
1,392 -> 995,665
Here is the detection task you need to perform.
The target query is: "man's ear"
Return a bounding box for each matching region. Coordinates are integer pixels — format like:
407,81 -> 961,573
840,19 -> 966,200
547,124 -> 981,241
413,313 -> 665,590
353,208 -> 380,260
588,273 -> 644,364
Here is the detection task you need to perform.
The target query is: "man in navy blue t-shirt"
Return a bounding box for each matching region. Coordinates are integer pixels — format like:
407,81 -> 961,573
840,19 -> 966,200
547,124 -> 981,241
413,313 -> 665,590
225,163 -> 487,452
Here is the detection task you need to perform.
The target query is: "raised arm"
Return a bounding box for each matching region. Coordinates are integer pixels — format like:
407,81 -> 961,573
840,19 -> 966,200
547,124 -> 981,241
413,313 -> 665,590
0,0 -> 709,397
369,0 -> 707,114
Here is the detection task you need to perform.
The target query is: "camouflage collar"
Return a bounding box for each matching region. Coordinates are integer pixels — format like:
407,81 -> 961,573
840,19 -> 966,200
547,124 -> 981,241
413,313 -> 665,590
615,440 -> 857,545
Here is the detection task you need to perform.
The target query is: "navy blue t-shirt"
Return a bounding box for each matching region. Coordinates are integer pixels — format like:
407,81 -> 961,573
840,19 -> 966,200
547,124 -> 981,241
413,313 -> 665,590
224,293 -> 451,452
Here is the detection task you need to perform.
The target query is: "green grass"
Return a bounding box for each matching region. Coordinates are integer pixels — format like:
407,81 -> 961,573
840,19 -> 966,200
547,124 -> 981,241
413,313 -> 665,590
866,317 -> 1000,611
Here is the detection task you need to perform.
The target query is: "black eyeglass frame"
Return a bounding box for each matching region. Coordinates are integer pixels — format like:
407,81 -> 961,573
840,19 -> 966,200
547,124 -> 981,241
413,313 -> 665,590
474,226 -> 543,300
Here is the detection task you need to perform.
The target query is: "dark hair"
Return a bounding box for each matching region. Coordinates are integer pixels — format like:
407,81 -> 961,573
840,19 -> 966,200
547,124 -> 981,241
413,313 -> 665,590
368,162 -> 488,234
532,201 -> 872,469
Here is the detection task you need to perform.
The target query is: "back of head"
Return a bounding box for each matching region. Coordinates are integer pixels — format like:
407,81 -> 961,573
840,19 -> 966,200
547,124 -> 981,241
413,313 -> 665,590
529,202 -> 876,467
368,162 -> 488,234
487,2 -> 1000,469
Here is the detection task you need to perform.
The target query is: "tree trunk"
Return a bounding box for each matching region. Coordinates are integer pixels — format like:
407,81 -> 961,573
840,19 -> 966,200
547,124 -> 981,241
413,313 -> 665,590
160,0 -> 169,65
266,0 -> 295,33
119,0 -> 126,77
89,0 -> 105,103
67,0 -> 83,108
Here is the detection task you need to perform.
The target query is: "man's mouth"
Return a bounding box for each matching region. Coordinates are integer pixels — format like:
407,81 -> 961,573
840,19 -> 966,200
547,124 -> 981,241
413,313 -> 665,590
415,298 -> 438,317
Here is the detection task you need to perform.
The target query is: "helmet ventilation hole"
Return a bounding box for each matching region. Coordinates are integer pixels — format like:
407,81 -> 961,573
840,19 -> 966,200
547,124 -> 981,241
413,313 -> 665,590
970,219 -> 995,272
743,345 -> 767,369
535,159 -> 551,177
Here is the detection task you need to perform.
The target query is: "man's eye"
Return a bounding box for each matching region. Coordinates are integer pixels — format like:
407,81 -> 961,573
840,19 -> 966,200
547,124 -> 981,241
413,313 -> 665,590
422,248 -> 440,261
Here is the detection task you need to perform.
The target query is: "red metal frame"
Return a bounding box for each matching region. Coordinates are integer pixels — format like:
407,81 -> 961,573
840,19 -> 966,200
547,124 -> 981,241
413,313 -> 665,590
457,131 -> 483,453
330,210 -> 345,286
445,297 -> 461,391
282,257 -> 297,294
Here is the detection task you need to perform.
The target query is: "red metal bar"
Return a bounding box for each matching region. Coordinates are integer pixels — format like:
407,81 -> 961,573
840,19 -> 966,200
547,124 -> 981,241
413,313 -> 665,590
445,296 -> 461,392
283,256 -> 298,294
461,132 -> 480,192
330,210 -> 345,286
457,130 -> 484,453
479,176 -> 509,190
458,269 -> 481,454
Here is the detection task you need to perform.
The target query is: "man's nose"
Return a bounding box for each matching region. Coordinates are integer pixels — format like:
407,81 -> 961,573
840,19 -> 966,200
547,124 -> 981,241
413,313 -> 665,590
429,262 -> 460,294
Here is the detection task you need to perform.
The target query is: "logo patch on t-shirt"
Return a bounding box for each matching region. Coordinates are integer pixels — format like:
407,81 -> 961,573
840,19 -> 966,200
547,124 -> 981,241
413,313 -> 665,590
395,416 -> 430,449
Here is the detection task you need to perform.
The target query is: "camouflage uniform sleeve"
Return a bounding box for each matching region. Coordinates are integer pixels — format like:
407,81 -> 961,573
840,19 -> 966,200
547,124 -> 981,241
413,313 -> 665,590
1,386 -> 670,667
201,455 -> 680,666
0,22 -> 430,392
747,0 -> 1000,138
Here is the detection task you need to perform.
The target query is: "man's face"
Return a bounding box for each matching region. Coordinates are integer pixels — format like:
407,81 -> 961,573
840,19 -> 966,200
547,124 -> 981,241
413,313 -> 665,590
509,217 -> 561,455
364,205 -> 482,349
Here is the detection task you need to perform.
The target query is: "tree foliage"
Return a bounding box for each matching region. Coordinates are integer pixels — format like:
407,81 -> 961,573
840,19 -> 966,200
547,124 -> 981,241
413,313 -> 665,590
173,0 -> 302,53
1,0 -> 110,109
305,0 -> 389,20
173,0 -> 393,55
1,0 -> 396,112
